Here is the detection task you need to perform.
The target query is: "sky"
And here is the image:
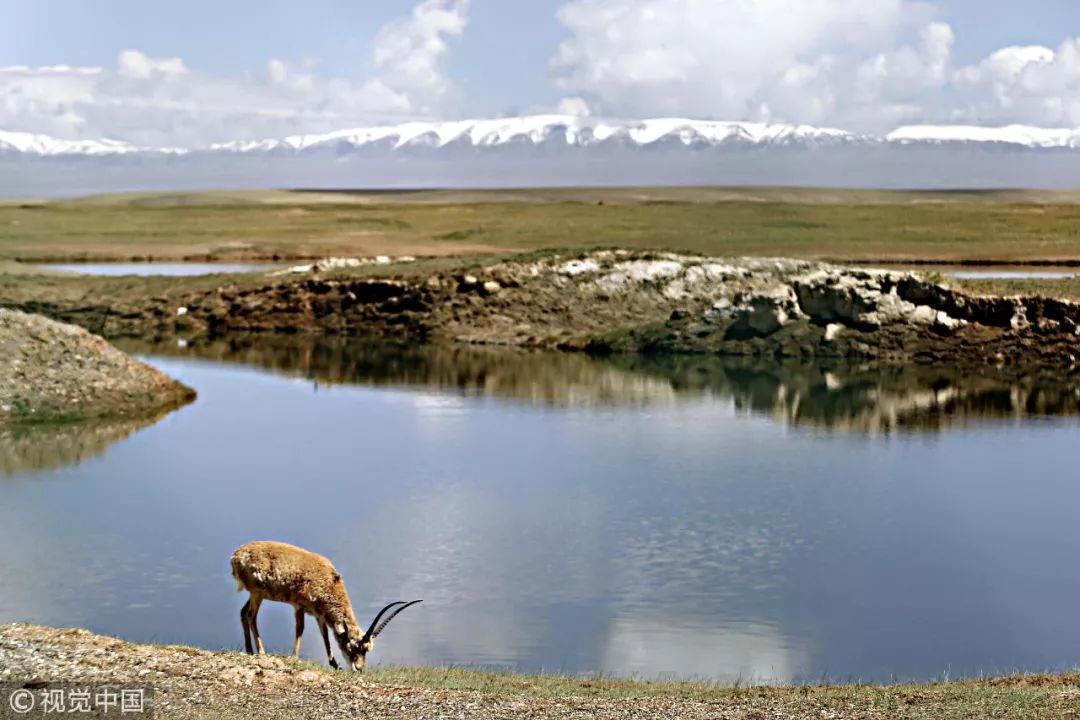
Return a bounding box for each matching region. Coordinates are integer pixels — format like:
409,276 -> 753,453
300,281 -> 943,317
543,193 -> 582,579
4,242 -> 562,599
2,0 -> 1079,146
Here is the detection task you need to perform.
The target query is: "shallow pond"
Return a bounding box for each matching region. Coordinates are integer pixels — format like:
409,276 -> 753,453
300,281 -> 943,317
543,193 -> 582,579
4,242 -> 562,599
40,263 -> 277,276
884,265 -> 1078,280
946,268 -> 1077,280
2,338 -> 1080,684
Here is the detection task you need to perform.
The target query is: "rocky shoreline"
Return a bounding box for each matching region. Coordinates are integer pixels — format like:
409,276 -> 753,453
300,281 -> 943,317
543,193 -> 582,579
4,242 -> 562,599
7,251 -> 1080,368
0,308 -> 195,425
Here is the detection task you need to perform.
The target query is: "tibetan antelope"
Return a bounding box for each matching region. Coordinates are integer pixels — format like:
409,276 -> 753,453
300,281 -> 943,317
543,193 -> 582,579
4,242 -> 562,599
231,540 -> 422,671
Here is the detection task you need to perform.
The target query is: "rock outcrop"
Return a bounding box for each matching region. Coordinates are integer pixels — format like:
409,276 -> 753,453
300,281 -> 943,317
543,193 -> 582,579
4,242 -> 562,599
8,252 -> 1080,367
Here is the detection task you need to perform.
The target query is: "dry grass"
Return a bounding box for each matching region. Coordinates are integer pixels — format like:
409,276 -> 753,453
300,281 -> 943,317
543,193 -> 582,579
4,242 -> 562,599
4,624 -> 1080,720
3,188 -> 1080,264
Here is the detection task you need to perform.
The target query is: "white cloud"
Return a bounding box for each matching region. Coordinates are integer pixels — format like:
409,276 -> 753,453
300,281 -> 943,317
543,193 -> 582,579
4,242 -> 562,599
117,50 -> 188,79
0,0 -> 469,146
556,96 -> 592,117
953,40 -> 1080,126
4,0 -> 1080,145
365,0 -> 470,114
552,0 -> 1080,131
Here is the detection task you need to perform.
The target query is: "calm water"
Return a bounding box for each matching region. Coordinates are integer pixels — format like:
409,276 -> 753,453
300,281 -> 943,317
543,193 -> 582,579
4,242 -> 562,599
37,263 -> 1078,281
948,268 -> 1077,280
2,338 -> 1080,684
884,265 -> 1078,280
41,263 -> 277,276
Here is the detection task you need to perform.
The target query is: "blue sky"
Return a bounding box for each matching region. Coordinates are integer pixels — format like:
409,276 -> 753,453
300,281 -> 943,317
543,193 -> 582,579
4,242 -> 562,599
2,0 -> 1079,145
5,1 -> 569,115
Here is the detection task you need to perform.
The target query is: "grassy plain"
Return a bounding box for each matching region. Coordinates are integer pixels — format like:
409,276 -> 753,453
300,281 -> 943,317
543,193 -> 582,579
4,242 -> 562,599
2,187 -> 1080,264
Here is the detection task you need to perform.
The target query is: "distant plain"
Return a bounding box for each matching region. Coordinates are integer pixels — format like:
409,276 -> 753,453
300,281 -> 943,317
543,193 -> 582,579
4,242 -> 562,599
2,187 -> 1080,266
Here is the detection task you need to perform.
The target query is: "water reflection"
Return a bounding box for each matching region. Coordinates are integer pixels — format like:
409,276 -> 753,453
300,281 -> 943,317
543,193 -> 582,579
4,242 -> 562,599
2,347 -> 1079,683
116,334 -> 1080,432
0,413 -> 171,476
601,618 -> 809,681
116,336 -> 688,408
612,355 -> 1080,433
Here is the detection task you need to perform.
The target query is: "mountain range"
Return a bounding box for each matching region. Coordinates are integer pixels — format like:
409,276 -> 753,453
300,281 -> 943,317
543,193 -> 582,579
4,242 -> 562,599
3,116 -> 1080,195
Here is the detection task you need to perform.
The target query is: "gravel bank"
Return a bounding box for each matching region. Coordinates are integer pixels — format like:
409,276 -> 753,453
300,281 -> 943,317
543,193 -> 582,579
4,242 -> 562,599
2,625 -> 1079,720
0,308 -> 194,424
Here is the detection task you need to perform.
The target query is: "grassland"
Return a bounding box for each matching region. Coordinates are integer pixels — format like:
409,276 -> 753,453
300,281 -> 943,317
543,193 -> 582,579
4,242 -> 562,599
3,187 -> 1080,265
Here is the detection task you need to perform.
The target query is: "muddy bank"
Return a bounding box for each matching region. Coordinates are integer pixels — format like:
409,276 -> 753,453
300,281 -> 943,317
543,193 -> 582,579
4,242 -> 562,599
9,251 -> 1080,367
0,308 -> 195,424
2,624 -> 1078,720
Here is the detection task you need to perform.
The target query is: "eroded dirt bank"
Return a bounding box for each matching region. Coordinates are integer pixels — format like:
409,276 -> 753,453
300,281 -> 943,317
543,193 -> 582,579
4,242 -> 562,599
11,252 -> 1080,367
0,308 -> 195,424
3,624 -> 1079,720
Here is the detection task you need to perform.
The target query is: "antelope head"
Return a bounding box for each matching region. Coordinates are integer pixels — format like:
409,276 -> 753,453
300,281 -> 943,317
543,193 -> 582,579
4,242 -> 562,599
342,600 -> 423,671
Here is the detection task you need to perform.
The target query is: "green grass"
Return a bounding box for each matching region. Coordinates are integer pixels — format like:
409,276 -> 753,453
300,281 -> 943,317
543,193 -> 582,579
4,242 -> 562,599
3,188 -> 1080,264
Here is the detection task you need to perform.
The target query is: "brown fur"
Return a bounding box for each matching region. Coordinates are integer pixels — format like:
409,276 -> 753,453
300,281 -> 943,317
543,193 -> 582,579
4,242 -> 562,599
231,541 -> 366,669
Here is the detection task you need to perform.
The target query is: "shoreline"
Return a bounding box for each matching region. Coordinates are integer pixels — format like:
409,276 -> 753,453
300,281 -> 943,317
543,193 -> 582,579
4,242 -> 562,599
9,255 -> 1080,268
0,308 -> 195,426
5,251 -> 1080,369
2,624 -> 1078,720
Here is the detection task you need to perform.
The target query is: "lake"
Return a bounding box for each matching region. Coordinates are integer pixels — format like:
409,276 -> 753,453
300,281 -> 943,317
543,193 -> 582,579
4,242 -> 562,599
2,337 -> 1079,684
873,265 -> 1078,280
945,268 -> 1077,280
40,263 -> 278,277
36,262 -> 1079,282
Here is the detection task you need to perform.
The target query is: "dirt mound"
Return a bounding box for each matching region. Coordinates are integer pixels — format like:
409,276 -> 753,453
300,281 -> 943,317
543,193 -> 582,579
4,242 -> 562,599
0,308 -> 195,424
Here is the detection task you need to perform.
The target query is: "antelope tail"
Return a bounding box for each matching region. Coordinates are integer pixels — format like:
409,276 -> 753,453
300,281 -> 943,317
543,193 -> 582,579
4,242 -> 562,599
230,558 -> 245,593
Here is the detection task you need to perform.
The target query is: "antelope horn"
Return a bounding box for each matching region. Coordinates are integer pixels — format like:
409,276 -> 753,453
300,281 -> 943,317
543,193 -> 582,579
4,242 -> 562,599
369,599 -> 423,640
363,601 -> 407,640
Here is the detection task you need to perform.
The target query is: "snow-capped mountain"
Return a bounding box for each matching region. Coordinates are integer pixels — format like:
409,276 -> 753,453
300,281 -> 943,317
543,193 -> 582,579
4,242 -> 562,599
4,116 -> 1080,195
885,124 -> 1080,148
0,130 -> 175,156
209,117 -> 862,154
5,117 -> 1080,157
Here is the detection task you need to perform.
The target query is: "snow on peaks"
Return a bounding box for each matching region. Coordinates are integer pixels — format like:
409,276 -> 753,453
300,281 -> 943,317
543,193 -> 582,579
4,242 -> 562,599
259,117 -> 857,152
0,130 -> 182,156
4,117 -> 1080,156
887,124 -> 1080,148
